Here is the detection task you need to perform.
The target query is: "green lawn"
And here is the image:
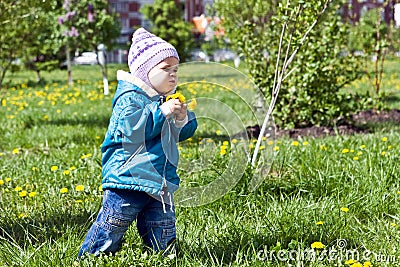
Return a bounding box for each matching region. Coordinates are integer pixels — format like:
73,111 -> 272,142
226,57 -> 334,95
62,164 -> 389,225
0,62 -> 399,266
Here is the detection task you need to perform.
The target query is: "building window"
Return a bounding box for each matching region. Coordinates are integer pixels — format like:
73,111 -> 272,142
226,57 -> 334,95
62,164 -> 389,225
112,2 -> 128,12
120,18 -> 130,29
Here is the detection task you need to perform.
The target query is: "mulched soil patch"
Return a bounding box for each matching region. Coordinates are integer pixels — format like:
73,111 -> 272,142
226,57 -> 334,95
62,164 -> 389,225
276,109 -> 400,138
240,109 -> 400,139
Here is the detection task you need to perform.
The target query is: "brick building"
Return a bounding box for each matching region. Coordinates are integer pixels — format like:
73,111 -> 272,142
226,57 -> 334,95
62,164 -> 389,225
107,0 -> 211,63
342,0 -> 396,25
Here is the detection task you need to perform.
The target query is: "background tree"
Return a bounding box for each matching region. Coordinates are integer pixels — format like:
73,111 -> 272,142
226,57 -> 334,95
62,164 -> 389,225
23,1 -> 61,83
214,0 -> 363,129
0,0 -> 54,88
0,0 -> 120,88
56,0 -> 121,86
348,7 -> 390,102
141,0 -> 194,62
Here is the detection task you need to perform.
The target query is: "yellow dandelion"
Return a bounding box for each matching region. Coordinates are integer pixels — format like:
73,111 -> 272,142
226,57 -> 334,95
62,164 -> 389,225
14,186 -> 22,192
56,109 -> 61,113
0,180 -> 4,185
32,167 -> 38,171
220,149 -> 227,155
69,166 -> 76,171
267,140 -> 274,146
18,213 -> 27,219
6,178 -> 11,182
259,146 -> 265,150
76,185 -> 85,192
63,170 -> 71,176
1,99 -> 6,106
262,136 -> 267,141
388,145 -> 392,150
350,263 -> 363,267
381,151 -> 386,156
0,152 -> 4,157
98,184 -> 103,191
50,165 -> 59,171
342,148 -> 350,154
292,141 -> 299,146
60,187 -> 68,194
215,130 -> 222,135
390,222 -> 397,227
222,141 -> 229,146
232,139 -> 238,144
310,241 -> 325,249
75,200 -> 83,203
363,261 -> 372,267
80,153 -> 92,159
166,92 -> 186,103
28,192 -> 37,197
353,157 -> 359,161
12,148 -> 20,155
356,151 -> 363,156
360,145 -> 366,149
345,259 -> 358,265
303,141 -> 309,146
43,114 -> 49,120
187,98 -> 197,110
19,190 -> 28,197
320,145 -> 327,150
273,146 -> 279,151
316,221 -> 324,225
381,137 -> 388,142
341,207 -> 349,213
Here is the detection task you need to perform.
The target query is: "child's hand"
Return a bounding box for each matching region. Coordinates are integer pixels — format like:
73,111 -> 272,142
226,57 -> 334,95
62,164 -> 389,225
160,99 -> 185,118
174,104 -> 187,121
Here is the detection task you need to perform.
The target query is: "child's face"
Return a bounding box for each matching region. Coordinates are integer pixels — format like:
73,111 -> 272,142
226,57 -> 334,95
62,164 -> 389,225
148,57 -> 179,96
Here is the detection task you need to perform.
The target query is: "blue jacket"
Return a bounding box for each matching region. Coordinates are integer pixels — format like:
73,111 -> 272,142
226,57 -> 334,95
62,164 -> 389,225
101,70 -> 197,195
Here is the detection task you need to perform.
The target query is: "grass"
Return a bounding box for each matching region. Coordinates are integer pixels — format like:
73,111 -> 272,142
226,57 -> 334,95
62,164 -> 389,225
0,62 -> 399,266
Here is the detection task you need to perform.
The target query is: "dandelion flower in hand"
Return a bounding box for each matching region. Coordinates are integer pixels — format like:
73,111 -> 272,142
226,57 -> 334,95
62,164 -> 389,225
166,92 -> 186,103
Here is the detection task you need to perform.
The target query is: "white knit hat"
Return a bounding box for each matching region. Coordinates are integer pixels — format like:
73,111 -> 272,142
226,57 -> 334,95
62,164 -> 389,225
128,28 -> 179,88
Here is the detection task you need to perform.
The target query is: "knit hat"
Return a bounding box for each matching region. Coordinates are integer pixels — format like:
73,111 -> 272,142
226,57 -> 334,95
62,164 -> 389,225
128,28 -> 179,88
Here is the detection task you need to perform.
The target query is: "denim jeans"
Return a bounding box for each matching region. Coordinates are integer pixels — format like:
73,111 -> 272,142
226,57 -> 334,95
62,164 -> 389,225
78,189 -> 176,258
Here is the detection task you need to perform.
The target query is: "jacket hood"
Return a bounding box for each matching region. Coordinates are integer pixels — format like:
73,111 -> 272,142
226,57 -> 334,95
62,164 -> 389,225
113,70 -> 159,107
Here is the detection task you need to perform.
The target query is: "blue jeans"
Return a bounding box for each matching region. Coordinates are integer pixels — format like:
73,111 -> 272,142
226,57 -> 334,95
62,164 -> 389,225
78,189 -> 176,258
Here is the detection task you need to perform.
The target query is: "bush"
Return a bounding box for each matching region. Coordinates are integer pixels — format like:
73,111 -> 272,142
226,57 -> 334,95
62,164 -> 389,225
214,0 -> 364,129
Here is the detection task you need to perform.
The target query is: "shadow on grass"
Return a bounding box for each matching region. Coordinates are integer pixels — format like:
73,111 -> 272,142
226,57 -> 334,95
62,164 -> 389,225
0,207 -> 96,247
382,94 -> 400,105
22,114 -> 110,130
177,228 -> 326,265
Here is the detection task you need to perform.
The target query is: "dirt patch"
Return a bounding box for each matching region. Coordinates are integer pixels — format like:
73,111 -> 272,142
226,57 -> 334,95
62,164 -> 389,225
276,109 -> 400,138
352,109 -> 400,124
277,124 -> 366,139
241,109 -> 400,139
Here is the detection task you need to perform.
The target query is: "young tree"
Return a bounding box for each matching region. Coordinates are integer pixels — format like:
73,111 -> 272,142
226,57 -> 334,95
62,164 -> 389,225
214,0 -> 362,129
350,8 -> 390,101
141,0 -> 194,62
